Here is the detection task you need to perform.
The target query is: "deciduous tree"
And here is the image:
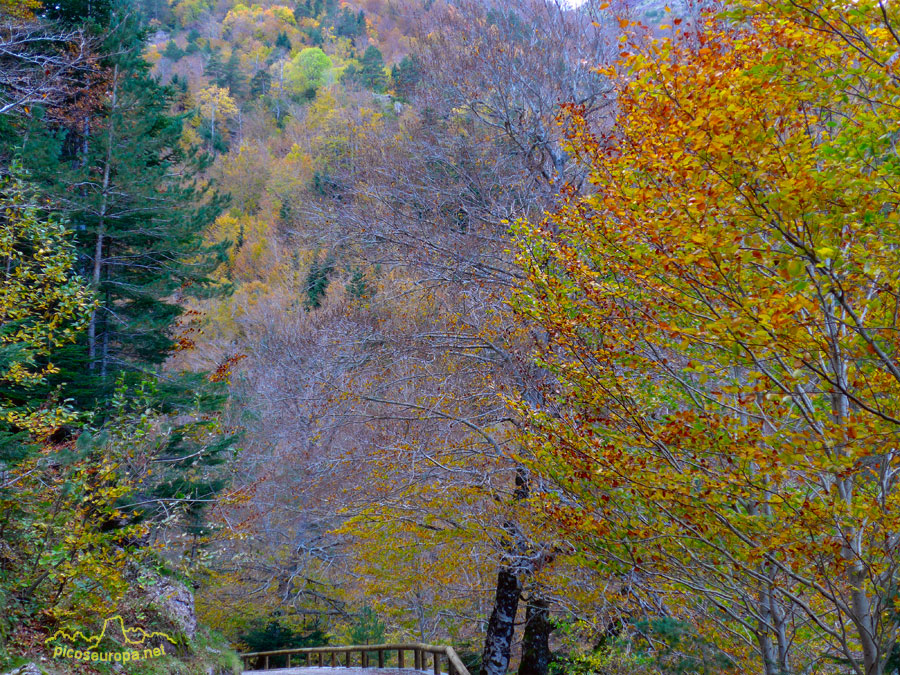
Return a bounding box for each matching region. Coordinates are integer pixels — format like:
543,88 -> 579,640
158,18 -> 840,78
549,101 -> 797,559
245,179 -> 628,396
513,2 -> 900,673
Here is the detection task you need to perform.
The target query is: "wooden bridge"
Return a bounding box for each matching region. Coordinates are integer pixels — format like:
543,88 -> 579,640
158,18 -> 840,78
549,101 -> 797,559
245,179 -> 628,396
241,643 -> 471,675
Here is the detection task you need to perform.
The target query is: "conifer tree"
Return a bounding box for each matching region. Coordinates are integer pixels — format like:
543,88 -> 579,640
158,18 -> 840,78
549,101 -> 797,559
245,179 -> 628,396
359,46 -> 386,92
275,31 -> 291,53
249,69 -> 271,98
391,55 -> 420,100
205,47 -> 226,85
19,4 -> 229,406
222,50 -> 246,98
163,39 -> 184,61
44,0 -> 113,24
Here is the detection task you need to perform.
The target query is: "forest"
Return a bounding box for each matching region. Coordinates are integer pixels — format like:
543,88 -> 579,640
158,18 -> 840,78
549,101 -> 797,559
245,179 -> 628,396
1,0 -> 900,673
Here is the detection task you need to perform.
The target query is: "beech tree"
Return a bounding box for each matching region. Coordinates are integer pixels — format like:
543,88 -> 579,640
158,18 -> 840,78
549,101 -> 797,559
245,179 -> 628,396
199,84 -> 239,150
283,1 -> 623,667
0,12 -> 94,116
513,1 -> 900,673
412,0 -> 614,191
0,166 -> 92,450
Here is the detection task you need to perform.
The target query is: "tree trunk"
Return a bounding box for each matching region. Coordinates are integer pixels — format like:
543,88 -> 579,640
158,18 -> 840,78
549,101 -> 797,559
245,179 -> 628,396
88,63 -> 118,370
210,97 -> 216,151
479,467 -> 534,675
518,596 -> 551,675
479,566 -> 522,675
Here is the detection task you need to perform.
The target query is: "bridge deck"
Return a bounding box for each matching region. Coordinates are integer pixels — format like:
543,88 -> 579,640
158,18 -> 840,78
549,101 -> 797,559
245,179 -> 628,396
243,669 -> 427,675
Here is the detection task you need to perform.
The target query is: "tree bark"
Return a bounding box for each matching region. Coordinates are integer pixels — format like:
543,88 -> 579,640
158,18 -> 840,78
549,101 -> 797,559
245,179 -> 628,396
479,566 -> 522,675
88,63 -> 119,370
518,595 -> 551,675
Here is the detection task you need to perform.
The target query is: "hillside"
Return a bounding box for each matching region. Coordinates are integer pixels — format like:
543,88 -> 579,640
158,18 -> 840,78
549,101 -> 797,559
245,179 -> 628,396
3,0 -> 900,674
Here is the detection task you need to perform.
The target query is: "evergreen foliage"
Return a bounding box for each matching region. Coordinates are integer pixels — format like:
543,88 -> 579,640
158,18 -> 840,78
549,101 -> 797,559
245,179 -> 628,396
335,8 -> 365,38
346,268 -> 368,301
301,23 -> 324,46
223,50 -> 246,97
44,0 -> 113,24
163,39 -> 184,60
18,10 -> 229,407
250,69 -> 272,98
303,256 -> 333,309
354,46 -> 386,92
275,31 -> 292,53
0,0 -> 239,652
346,607 -> 385,646
391,55 -> 421,100
239,619 -> 328,654
205,48 -> 226,84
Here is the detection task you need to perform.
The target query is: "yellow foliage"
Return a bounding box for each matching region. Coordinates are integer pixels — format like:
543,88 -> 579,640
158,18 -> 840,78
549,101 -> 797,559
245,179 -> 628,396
0,0 -> 41,18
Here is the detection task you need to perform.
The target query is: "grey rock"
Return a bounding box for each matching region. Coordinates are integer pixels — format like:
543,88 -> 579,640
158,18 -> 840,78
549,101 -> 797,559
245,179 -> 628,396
3,663 -> 45,675
144,573 -> 197,639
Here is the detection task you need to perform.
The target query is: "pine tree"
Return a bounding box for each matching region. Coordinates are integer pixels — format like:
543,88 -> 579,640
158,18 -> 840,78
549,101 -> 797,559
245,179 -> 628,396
44,0 -> 113,24
249,69 -> 272,98
302,24 -> 324,46
293,0 -> 320,21
163,39 -> 184,61
275,31 -> 292,53
18,7 -> 229,407
359,45 -> 386,92
335,7 -> 364,38
0,0 -> 238,634
303,256 -> 333,309
204,47 -> 226,85
391,54 -> 420,100
222,49 -> 246,98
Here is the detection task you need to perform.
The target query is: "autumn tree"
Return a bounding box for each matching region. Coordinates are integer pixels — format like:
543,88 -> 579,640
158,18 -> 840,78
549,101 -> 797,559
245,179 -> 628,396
412,0 -> 614,191
513,1 -> 900,673
0,0 -> 40,19
199,84 -> 239,151
0,12 -> 94,116
278,1 -> 623,667
0,165 -> 92,452
316,2 -> 620,671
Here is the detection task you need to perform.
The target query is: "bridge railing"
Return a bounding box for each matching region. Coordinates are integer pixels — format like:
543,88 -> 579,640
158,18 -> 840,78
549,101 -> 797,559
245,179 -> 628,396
239,642 -> 471,675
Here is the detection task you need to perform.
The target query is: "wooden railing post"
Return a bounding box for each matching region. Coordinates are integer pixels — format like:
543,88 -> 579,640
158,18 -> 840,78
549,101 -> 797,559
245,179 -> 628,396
238,642 -> 471,675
